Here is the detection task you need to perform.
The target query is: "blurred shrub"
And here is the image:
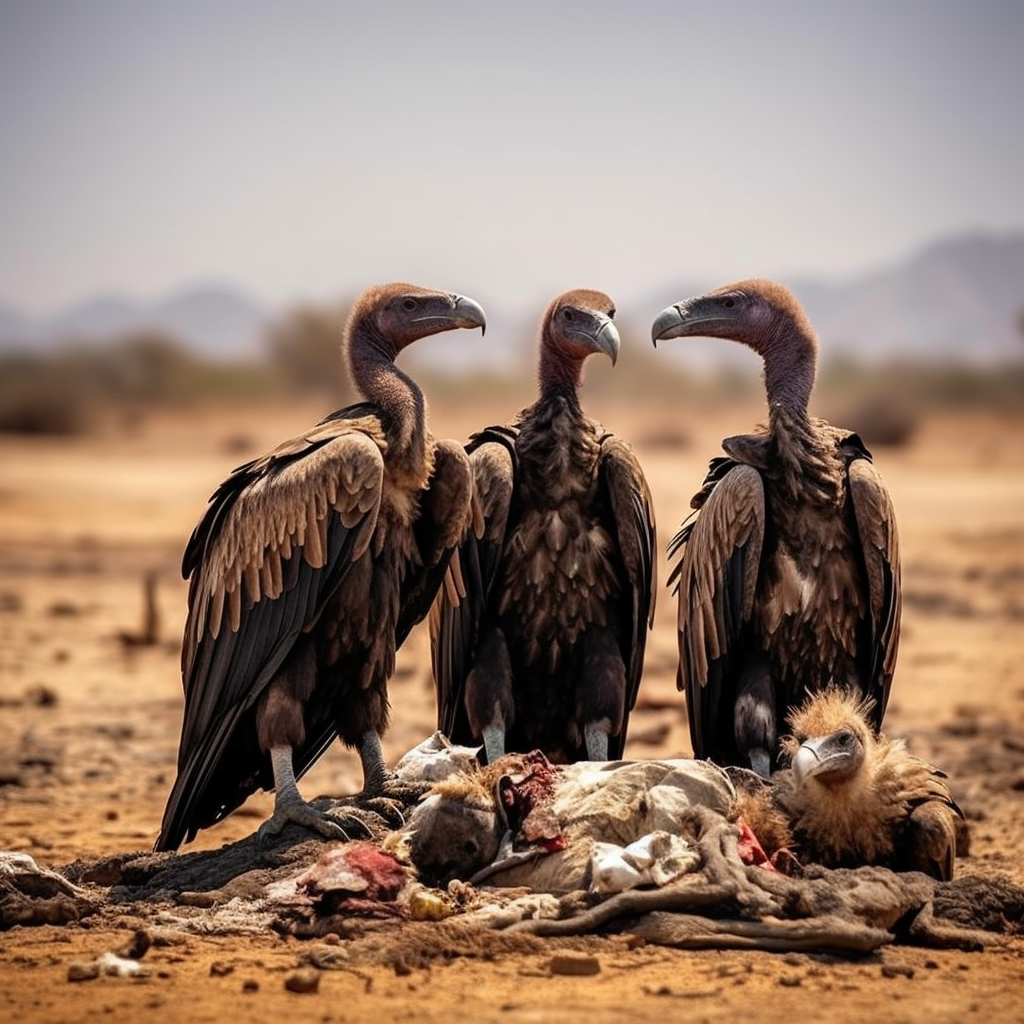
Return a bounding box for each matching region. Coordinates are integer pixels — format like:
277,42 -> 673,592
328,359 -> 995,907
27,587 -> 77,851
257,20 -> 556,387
837,396 -> 918,448
0,355 -> 92,434
818,357 -> 1024,424
0,333 -> 275,435
266,304 -> 354,400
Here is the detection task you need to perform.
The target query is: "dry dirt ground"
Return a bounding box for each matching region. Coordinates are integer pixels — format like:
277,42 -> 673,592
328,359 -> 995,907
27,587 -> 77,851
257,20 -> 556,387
2,398 -> 1023,1023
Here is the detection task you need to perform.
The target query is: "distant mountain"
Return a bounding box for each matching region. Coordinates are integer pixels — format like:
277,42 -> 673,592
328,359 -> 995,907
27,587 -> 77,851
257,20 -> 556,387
0,302 -> 32,347
1,231 -> 1021,365
638,231 -> 1024,365
0,284 -> 266,360
46,294 -> 146,345
151,286 -> 267,359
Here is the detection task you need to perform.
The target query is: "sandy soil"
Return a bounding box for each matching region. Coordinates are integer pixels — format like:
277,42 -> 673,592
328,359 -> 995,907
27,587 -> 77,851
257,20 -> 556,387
1,397 -> 1023,1023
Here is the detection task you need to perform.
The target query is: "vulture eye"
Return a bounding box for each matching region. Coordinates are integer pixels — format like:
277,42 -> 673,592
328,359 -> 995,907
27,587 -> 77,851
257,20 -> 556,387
835,729 -> 855,747
402,298 -> 418,311
718,297 -> 736,309
562,309 -> 575,322
608,308 -> 616,319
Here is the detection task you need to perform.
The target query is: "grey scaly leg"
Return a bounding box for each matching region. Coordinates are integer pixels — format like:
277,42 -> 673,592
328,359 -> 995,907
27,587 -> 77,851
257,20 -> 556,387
481,724 -> 506,765
584,721 -> 610,761
257,745 -> 349,842
358,730 -> 390,794
748,748 -> 772,779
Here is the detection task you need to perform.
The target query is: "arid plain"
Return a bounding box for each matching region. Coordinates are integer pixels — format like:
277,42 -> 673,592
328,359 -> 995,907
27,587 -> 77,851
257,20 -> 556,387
1,393 -> 1023,1023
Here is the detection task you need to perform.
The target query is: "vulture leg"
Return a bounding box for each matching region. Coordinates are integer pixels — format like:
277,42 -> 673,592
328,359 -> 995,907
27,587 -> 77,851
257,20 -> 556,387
257,746 -> 350,842
579,626 -> 626,762
355,730 -> 431,808
481,725 -> 506,765
733,652 -> 775,778
255,638 -> 354,841
465,624 -> 514,765
584,723 -> 609,761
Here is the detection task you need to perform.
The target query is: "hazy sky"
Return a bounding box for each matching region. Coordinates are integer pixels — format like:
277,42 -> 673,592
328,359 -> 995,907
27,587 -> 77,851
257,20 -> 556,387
1,0 -> 1022,316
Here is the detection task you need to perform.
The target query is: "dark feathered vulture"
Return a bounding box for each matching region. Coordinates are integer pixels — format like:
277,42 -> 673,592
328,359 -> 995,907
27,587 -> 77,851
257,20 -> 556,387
653,280 -> 900,777
155,283 -> 486,851
773,688 -> 961,880
431,289 -> 656,764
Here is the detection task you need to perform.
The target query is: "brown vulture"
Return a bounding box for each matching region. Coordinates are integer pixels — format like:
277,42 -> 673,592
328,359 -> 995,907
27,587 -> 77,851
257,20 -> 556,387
430,289 -> 656,764
155,283 -> 487,851
652,279 -> 901,777
773,688 -> 961,880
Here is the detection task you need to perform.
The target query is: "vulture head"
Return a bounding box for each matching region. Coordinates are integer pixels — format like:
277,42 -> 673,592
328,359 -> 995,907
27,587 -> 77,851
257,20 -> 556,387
539,289 -> 620,390
651,279 -> 818,411
785,690 -> 873,790
775,688 -> 961,880
347,283 -> 487,357
651,279 -> 814,354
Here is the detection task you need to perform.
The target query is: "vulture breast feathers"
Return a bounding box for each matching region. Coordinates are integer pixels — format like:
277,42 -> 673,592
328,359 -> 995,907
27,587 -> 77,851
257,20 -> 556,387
431,289 -> 657,763
157,284 -> 486,851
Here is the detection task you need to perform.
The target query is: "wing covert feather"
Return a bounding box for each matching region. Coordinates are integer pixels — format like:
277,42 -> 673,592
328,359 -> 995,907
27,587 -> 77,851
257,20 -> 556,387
396,438 -> 475,647
673,463 -> 765,759
597,434 -> 657,722
848,455 -> 901,724
430,429 -> 517,742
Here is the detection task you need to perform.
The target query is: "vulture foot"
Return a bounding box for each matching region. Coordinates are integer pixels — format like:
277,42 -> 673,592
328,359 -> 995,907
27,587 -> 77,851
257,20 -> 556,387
368,772 -> 433,808
321,790 -> 411,830
257,793 -> 353,845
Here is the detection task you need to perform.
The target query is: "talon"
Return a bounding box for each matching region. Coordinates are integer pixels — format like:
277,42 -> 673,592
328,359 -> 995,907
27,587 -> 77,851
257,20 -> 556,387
359,796 -> 407,828
371,773 -> 432,806
258,793 -> 350,845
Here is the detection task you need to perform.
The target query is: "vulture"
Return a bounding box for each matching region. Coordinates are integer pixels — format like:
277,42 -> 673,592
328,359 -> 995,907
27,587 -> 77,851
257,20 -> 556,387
652,280 -> 901,776
773,688 -> 961,880
155,283 -> 487,852
431,289 -> 656,764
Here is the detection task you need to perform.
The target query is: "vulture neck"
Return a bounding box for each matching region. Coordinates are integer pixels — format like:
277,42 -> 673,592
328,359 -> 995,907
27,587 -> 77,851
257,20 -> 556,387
348,321 -> 427,466
759,320 -> 816,431
754,320 -> 828,495
538,343 -> 585,410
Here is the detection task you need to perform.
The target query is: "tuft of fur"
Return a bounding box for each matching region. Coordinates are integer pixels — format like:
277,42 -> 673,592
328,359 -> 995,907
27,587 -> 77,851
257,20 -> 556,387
781,687 -> 876,756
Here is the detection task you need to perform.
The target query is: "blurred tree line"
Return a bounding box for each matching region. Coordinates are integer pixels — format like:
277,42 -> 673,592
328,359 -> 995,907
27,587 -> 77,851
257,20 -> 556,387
1,299 -> 1022,440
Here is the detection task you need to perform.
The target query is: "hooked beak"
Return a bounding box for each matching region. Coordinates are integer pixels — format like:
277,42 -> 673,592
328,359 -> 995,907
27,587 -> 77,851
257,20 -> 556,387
570,313 -> 620,365
651,299 -> 735,346
651,302 -> 689,346
411,294 -> 487,335
791,732 -> 863,784
451,295 -> 487,335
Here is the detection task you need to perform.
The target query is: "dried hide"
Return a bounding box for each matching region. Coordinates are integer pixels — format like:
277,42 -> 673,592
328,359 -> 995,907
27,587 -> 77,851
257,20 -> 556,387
400,755 -> 736,893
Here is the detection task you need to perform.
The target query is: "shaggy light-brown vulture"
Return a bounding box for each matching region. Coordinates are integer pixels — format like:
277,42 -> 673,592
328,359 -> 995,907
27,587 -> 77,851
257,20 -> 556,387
155,284 -> 486,851
652,280 -> 900,776
773,689 -> 961,880
431,290 -> 656,764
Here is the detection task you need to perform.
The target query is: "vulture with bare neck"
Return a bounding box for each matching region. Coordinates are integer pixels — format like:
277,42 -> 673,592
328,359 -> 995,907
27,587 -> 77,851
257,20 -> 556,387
431,289 -> 656,764
652,280 -> 900,777
156,284 -> 486,851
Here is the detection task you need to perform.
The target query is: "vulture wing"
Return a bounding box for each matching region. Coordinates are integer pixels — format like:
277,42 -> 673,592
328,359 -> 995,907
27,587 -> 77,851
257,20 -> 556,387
668,461 -> 765,760
159,407 -> 385,849
846,444 -> 901,729
430,426 -> 518,744
596,434 -> 657,736
396,438 -> 474,647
